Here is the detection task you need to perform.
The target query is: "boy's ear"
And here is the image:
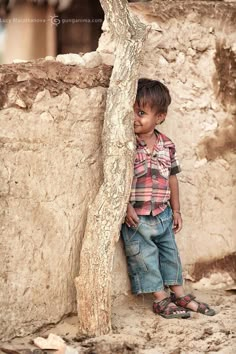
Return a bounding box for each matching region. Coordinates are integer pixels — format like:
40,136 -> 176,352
156,113 -> 166,124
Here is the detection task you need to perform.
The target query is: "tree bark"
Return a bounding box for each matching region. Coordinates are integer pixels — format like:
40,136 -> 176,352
74,0 -> 148,337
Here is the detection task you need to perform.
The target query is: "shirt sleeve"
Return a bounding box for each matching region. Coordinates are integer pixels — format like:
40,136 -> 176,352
169,145 -> 181,175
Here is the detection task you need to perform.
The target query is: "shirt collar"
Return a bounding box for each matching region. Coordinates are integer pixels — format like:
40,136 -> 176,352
136,129 -> 160,147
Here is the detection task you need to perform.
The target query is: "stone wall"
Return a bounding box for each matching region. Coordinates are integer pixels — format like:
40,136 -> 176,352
98,0 -> 236,283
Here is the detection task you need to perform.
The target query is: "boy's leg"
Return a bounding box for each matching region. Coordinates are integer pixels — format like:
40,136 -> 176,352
155,207 -> 215,315
121,214 -> 190,318
121,217 -> 165,295
153,206 -> 183,289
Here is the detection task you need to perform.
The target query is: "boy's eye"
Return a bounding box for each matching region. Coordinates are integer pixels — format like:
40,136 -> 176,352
138,110 -> 145,116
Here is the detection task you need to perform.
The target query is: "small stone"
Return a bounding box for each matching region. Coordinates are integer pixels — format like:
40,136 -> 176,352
56,54 -> 85,66
159,55 -> 168,66
82,51 -> 102,68
150,22 -> 162,32
34,333 -> 65,350
64,347 -> 79,354
15,98 -> 27,108
45,56 -> 55,61
203,327 -> 213,336
191,38 -> 210,52
17,73 -> 31,82
232,42 -> 236,53
187,47 -> 196,57
13,59 -> 30,63
176,52 -> 185,65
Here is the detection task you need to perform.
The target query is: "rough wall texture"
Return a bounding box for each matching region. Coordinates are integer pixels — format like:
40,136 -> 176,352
98,0 -> 236,283
0,58 -> 115,339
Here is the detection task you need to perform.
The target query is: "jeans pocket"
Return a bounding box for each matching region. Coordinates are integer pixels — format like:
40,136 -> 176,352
125,241 -> 148,274
122,223 -> 139,242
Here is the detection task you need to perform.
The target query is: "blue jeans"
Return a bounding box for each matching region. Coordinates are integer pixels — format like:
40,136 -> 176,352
121,206 -> 183,294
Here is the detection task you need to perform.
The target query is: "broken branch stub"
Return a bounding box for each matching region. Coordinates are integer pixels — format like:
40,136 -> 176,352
74,0 -> 148,337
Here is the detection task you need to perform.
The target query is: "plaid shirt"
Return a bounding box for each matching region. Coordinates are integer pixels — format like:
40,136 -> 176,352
130,129 -> 181,216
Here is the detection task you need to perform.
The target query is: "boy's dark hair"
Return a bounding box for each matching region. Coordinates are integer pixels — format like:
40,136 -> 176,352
136,78 -> 171,114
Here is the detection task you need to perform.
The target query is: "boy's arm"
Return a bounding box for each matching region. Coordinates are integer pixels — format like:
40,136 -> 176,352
169,174 -> 182,233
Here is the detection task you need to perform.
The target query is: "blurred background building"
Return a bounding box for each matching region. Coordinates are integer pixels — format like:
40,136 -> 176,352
0,0 -> 150,64
0,0 -> 104,63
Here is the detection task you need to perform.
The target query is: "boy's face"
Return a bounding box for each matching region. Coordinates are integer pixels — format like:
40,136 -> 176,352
133,102 -> 166,135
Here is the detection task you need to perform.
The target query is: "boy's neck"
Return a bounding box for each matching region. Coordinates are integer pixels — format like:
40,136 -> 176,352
137,130 -> 157,152
137,130 -> 156,142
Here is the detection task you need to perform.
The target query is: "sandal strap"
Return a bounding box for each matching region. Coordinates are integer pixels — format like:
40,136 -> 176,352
195,301 -> 211,314
165,305 -> 188,316
171,293 -> 213,315
172,293 -> 196,307
153,297 -> 172,314
153,297 -> 188,316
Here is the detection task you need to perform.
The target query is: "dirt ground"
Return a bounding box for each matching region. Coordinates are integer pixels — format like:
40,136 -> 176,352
1,287 -> 236,354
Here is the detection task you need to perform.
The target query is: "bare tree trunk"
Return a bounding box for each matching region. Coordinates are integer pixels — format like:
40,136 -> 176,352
74,0 -> 148,337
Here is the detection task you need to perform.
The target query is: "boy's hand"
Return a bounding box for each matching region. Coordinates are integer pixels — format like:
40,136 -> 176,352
172,211 -> 182,233
125,204 -> 140,228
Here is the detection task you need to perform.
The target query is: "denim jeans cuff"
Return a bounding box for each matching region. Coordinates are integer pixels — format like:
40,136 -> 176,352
164,281 -> 183,286
134,287 -> 165,295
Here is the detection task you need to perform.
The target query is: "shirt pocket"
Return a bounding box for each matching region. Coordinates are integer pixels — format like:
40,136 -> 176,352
134,153 -> 147,178
156,148 -> 171,179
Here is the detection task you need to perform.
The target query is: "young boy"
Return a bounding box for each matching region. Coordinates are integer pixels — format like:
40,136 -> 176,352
121,78 -> 215,319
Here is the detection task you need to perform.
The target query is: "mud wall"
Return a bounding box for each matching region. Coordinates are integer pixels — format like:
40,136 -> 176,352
0,56 -> 118,340
98,0 -> 236,285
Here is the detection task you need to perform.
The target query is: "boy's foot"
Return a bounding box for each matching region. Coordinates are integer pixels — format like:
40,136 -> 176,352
153,297 -> 190,319
170,293 -> 216,316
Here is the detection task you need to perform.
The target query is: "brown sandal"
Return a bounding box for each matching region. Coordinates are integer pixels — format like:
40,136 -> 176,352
153,297 -> 190,319
170,293 -> 216,316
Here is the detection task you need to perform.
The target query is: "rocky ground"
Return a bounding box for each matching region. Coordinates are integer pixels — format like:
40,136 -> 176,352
1,288 -> 235,354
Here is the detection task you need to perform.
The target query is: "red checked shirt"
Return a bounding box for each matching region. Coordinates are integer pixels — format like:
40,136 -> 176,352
130,129 -> 181,216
